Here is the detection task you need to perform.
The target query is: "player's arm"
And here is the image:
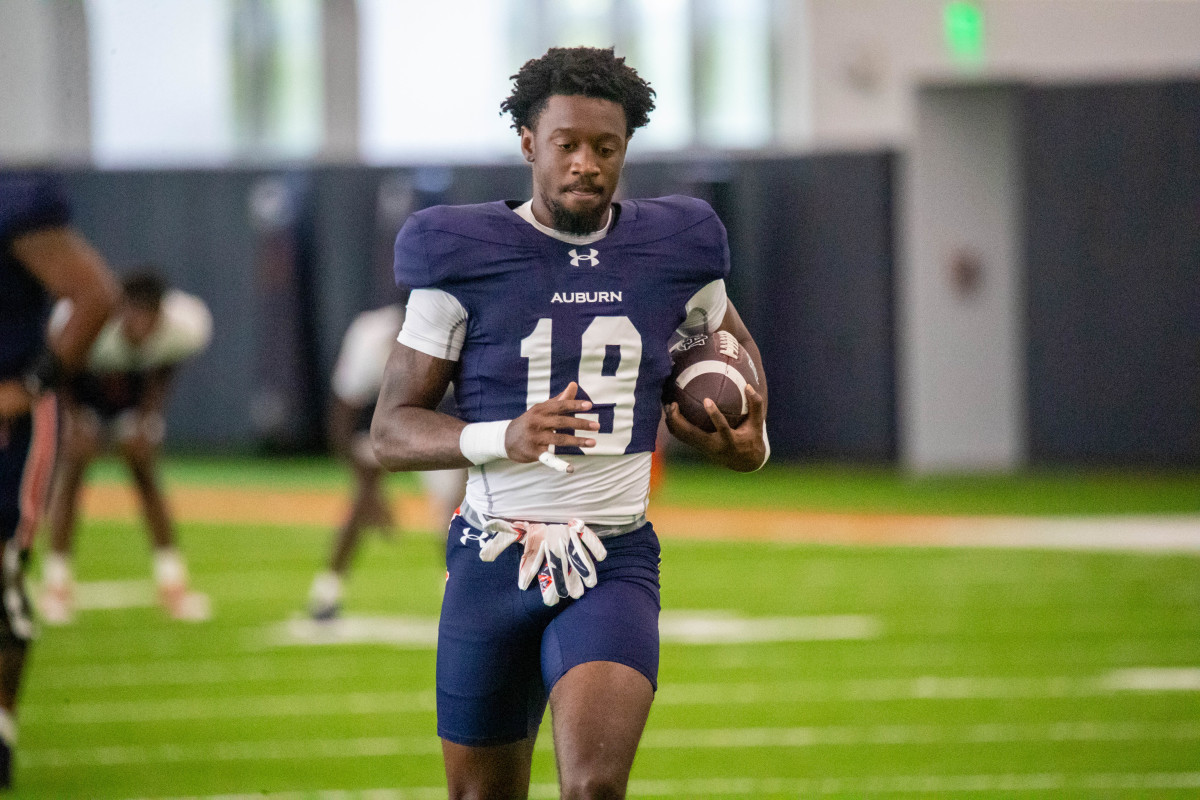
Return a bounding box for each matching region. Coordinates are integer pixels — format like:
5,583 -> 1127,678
13,227 -> 119,376
139,366 -> 174,416
112,365 -> 174,447
371,342 -> 471,471
0,227 -> 118,420
664,300 -> 769,472
371,342 -> 599,474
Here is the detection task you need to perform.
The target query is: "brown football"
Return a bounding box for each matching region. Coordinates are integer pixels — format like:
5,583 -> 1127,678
665,330 -> 760,432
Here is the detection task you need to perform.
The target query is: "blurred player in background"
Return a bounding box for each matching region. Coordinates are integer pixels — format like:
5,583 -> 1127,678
40,271 -> 213,624
308,301 -> 465,620
0,174 -> 119,789
371,47 -> 768,799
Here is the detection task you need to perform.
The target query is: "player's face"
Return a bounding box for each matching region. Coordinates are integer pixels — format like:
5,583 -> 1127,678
521,94 -> 629,236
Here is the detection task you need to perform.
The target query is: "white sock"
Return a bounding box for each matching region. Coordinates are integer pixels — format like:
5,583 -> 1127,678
153,548 -> 188,590
0,708 -> 17,747
43,552 -> 73,589
309,571 -> 343,606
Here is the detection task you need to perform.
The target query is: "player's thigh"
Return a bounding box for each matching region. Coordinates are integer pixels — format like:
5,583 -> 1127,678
0,421 -> 30,538
438,514 -> 553,747
540,523 -> 661,693
442,736 -> 536,800
541,525 -> 661,792
0,421 -> 38,645
62,407 -> 102,462
549,660 -> 653,797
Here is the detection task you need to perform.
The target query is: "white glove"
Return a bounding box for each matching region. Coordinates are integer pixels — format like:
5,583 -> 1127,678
475,516 -> 607,606
520,519 -> 607,607
477,518 -> 528,561
476,518 -> 554,595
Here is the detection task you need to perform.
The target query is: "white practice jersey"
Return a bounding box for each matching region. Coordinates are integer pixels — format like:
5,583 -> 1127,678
53,289 -> 212,373
331,304 -> 404,405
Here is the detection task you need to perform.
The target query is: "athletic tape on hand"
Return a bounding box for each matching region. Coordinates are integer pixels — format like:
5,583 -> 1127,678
538,445 -> 571,473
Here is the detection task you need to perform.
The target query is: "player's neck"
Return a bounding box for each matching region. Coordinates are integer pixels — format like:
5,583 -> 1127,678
514,200 -> 612,245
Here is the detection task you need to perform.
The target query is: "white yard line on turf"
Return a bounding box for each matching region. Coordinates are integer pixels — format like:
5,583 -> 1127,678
122,771 -> 1200,799
41,655 -> 410,689
24,668 -> 1200,724
26,720 -> 1200,768
934,516 -> 1200,552
262,612 -> 881,650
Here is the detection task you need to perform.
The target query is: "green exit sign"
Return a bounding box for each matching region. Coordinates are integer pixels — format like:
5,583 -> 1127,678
944,1 -> 985,62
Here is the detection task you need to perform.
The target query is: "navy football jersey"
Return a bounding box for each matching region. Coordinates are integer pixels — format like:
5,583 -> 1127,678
393,196 -> 729,524
0,175 -> 71,380
394,196 -> 728,457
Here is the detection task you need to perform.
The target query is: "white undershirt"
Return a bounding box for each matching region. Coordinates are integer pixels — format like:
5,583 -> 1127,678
396,201 -> 728,525
512,199 -> 612,245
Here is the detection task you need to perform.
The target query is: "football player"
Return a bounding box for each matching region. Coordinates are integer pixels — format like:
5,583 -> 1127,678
308,302 -> 466,620
371,47 -> 769,798
0,174 -> 119,788
41,271 -> 212,624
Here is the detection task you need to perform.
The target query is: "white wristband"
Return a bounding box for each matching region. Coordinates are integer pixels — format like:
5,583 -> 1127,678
459,420 -> 511,466
753,424 -> 771,472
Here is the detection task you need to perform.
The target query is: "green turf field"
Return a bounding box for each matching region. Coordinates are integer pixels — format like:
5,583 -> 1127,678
17,458 -> 1200,798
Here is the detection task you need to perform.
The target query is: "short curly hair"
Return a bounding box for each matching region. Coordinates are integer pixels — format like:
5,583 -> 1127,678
500,47 -> 656,137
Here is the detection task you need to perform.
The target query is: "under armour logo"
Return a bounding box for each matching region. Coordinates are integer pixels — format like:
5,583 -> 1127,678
569,248 -> 600,267
459,527 -> 487,546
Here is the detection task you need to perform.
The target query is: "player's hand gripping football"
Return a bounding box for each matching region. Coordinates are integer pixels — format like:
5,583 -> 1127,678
665,384 -> 767,473
504,382 -> 599,474
477,517 -> 607,606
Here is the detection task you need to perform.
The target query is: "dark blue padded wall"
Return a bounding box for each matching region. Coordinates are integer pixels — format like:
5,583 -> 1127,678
621,154 -> 898,461
11,155 -> 896,459
1023,81 -> 1200,466
732,154 -> 896,461
61,169 -> 267,449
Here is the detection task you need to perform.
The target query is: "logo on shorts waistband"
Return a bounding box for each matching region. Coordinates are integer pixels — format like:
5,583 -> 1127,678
459,527 -> 487,546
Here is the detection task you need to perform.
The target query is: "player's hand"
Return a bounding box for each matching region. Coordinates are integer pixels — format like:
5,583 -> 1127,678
664,384 -> 767,472
518,519 -> 607,606
504,382 -> 599,474
0,380 -> 33,421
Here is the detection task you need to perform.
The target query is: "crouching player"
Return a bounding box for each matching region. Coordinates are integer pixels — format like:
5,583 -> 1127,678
41,271 -> 212,624
308,301 -> 466,620
371,47 -> 768,799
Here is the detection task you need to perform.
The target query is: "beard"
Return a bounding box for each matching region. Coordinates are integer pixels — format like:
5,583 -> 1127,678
547,195 -> 609,236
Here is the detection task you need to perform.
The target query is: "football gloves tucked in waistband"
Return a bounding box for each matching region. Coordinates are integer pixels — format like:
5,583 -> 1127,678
477,517 -> 607,606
